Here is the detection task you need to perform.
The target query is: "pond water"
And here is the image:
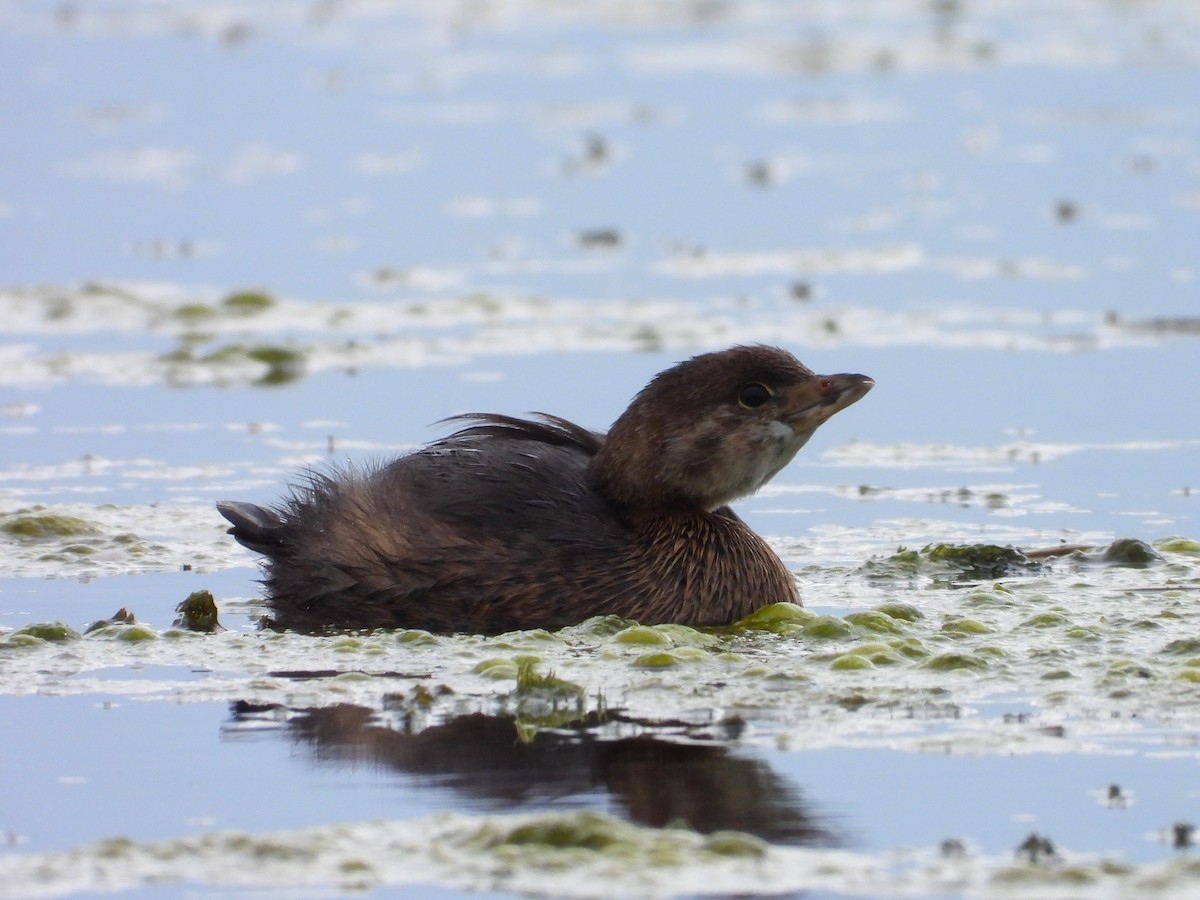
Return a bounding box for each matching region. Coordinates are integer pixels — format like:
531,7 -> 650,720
2,1 -> 1199,896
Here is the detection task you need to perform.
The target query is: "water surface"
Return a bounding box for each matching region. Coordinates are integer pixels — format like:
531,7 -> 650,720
2,1 -> 1199,896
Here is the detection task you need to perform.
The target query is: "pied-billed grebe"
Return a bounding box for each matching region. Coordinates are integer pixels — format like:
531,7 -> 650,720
218,345 -> 873,633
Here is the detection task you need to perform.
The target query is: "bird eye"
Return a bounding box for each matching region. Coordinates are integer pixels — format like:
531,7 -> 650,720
737,382 -> 772,408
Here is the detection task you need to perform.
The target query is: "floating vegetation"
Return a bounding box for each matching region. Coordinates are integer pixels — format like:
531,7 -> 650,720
173,302 -> 216,321
4,621 -> 81,646
220,290 -> 276,315
732,601 -> 815,633
5,806 -> 1200,897
4,277 -> 1199,391
858,538 -> 1181,584
1,510 -> 102,540
1102,538 -> 1163,567
514,657 -> 585,701
174,590 -> 222,633
162,342 -> 307,386
243,346 -> 306,386
0,506 -> 187,575
921,543 -> 1037,579
877,543 -> 1026,580
84,607 -> 137,634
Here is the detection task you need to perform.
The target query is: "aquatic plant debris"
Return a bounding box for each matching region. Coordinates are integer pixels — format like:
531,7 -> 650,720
2,281 -> 1199,388
13,526 -> 1185,899
2,537 -> 1199,757
0,503 -> 246,577
4,807 -> 1200,898
174,590 -> 222,633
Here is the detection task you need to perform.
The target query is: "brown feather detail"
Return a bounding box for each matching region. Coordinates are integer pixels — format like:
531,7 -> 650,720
440,412 -> 604,454
612,511 -> 799,625
261,508 -> 796,634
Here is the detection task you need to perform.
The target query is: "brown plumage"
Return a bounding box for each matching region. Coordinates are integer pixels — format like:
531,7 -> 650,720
217,345 -> 873,634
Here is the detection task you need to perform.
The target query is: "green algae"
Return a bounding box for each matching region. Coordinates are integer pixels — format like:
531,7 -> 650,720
922,652 -> 990,672
801,615 -> 853,640
2,512 -> 101,539
512,628 -> 563,643
699,831 -> 767,859
872,602 -> 924,622
1104,660 -> 1155,681
626,645 -> 709,667
830,654 -> 874,671
174,590 -> 222,633
939,616 -> 992,637
408,684 -> 437,708
613,622 -> 720,648
1103,538 -> 1163,567
960,586 -> 1020,609
85,607 -> 137,634
633,651 -> 683,668
164,342 -> 306,386
32,622 -> 82,643
734,602 -> 816,631
461,808 -> 767,871
1021,612 -> 1072,628
0,509 -> 1195,893
863,543 -> 1037,580
887,637 -> 930,660
6,621 -> 81,644
396,629 -> 437,645
843,642 -> 906,666
482,813 -> 626,852
571,615 -> 638,637
1161,638 -> 1200,656
614,625 -> 672,645
468,658 -> 591,731
1158,537 -> 1200,556
117,624 -> 158,642
245,346 -> 306,386
474,658 -> 520,679
223,834 -> 310,861
923,542 -> 1036,578
514,657 -> 584,702
221,290 -> 276,315
85,605 -> 157,641
174,302 -> 216,320
861,546 -> 922,578
0,508 -> 173,573
844,610 -> 906,634
651,624 -> 721,647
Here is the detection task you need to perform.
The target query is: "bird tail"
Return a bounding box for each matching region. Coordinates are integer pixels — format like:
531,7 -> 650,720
216,500 -> 287,557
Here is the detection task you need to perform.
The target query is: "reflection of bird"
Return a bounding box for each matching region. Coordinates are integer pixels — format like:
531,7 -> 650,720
241,702 -> 835,847
218,345 -> 873,633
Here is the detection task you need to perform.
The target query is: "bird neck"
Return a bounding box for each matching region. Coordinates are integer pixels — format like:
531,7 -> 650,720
617,510 -> 799,625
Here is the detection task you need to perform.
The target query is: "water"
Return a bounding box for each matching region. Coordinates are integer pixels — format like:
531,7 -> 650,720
2,1 -> 1199,896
